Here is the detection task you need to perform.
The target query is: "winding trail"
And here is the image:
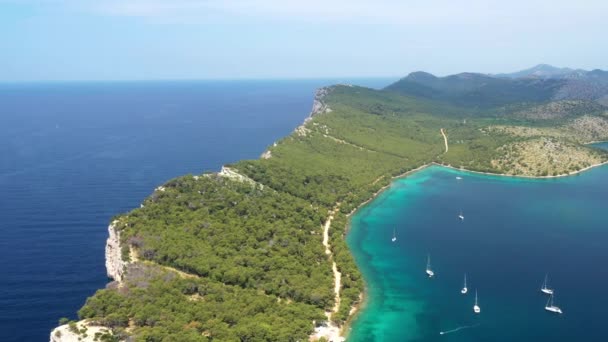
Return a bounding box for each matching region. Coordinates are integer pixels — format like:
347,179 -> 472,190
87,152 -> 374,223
440,128 -> 449,153
311,204 -> 345,341
322,205 -> 342,315
371,175 -> 385,185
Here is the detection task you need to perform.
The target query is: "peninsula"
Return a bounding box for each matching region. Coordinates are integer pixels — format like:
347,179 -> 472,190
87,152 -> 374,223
51,65 -> 608,341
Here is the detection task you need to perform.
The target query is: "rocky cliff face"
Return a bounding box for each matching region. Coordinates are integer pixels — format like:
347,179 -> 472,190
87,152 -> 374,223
105,221 -> 128,282
310,87 -> 332,117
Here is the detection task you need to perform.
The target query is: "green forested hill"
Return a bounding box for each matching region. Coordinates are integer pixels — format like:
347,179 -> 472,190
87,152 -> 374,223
385,72 -> 565,108
68,74 -> 608,341
386,66 -> 608,109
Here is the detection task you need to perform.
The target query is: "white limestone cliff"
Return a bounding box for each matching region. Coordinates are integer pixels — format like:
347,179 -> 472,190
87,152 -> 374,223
105,220 -> 128,282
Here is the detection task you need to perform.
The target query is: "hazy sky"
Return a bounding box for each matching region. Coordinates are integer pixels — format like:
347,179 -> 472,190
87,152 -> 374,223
2,0 -> 607,81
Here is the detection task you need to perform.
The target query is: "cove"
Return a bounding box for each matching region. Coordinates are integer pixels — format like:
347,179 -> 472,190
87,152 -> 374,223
347,157 -> 608,341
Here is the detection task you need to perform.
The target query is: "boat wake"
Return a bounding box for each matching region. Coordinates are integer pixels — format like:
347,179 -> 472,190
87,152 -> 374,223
439,324 -> 480,335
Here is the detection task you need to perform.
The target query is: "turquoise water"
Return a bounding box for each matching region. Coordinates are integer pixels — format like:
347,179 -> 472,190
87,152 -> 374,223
347,159 -> 608,341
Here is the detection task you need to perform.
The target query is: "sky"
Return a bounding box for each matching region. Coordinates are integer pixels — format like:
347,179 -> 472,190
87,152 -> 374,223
1,0 -> 607,81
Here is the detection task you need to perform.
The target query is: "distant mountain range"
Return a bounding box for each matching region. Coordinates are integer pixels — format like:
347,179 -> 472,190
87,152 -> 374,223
386,65 -> 608,108
494,64 -> 587,79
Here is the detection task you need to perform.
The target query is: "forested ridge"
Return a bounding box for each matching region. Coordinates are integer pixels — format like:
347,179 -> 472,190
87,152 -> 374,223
66,73 -> 608,341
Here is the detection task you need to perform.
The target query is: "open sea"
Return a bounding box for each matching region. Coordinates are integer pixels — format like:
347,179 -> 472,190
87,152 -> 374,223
0,78 -> 393,342
347,157 -> 608,342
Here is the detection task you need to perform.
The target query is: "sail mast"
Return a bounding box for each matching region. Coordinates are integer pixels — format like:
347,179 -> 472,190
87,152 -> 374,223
425,254 -> 434,277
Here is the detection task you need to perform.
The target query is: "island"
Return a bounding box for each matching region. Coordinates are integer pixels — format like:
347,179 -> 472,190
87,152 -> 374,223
51,65 -> 608,341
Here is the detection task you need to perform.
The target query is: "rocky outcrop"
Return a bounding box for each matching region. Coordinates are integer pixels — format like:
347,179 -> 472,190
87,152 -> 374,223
294,125 -> 311,137
287,87 -> 333,142
260,150 -> 272,159
260,142 -> 277,160
105,221 -> 128,282
50,321 -> 113,342
218,166 -> 260,187
310,87 -> 332,117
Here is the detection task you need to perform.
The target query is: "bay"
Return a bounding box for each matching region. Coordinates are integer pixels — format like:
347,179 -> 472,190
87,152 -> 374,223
347,157 -> 608,342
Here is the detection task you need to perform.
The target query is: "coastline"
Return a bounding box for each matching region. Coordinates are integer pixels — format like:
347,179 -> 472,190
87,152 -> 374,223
339,163 -> 433,339
339,293 -> 367,341
584,140 -> 608,145
346,164 -> 433,219
434,160 -> 608,180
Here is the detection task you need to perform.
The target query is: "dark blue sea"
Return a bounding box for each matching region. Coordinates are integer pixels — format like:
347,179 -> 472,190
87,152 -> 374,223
0,79 -> 393,342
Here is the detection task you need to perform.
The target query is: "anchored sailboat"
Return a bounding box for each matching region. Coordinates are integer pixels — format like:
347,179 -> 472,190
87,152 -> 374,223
461,274 -> 468,294
473,290 -> 480,314
458,211 -> 464,220
545,293 -> 563,314
541,274 -> 553,295
426,255 -> 434,278
392,228 -> 397,242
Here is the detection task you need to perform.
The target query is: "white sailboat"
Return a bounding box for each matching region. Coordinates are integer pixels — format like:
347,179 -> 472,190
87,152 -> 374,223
541,274 -> 554,295
426,255 -> 434,278
391,228 -> 397,242
458,211 -> 464,220
456,176 -> 463,180
461,274 -> 468,294
545,293 -> 562,314
473,290 -> 481,313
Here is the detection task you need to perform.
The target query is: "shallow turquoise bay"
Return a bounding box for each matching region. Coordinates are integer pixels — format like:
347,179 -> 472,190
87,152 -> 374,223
347,156 -> 608,341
